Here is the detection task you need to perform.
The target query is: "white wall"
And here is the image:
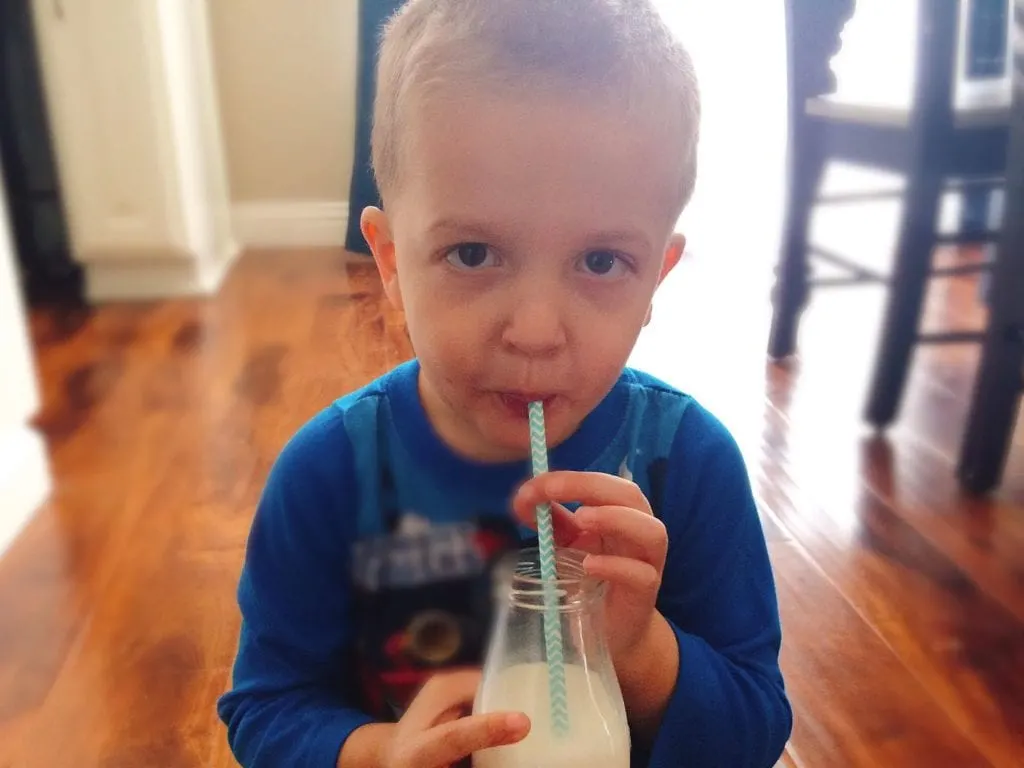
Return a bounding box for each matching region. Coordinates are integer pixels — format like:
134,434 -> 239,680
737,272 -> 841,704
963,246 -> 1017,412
208,0 -> 359,203
208,0 -> 359,247
0,165 -> 50,557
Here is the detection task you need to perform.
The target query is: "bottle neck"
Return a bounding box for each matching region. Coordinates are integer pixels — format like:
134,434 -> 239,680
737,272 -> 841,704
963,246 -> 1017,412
498,547 -> 605,616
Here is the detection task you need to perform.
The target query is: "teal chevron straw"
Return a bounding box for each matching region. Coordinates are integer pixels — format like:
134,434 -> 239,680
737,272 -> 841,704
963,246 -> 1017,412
527,401 -> 570,737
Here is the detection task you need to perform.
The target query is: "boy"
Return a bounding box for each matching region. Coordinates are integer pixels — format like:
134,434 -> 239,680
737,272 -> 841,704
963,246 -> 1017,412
218,0 -> 792,765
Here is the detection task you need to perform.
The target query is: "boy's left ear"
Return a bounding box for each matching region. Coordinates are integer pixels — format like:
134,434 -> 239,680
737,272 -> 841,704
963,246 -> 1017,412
659,233 -> 686,285
644,234 -> 687,327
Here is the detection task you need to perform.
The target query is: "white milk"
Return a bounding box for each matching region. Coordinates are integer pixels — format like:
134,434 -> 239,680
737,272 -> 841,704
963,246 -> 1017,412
473,662 -> 630,768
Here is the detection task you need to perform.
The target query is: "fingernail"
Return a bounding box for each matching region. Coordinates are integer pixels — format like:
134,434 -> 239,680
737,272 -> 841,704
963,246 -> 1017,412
505,713 -> 530,735
575,507 -> 595,526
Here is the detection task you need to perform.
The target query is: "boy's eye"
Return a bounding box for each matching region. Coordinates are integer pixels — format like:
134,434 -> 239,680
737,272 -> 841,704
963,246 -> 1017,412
580,250 -> 628,277
445,243 -> 499,270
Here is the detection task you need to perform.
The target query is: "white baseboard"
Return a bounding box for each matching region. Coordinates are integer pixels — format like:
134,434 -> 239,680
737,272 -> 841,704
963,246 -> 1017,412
84,239 -> 241,302
0,426 -> 50,559
232,200 -> 350,249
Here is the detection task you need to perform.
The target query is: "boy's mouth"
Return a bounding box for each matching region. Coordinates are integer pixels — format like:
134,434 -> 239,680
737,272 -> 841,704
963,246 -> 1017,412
495,392 -> 558,420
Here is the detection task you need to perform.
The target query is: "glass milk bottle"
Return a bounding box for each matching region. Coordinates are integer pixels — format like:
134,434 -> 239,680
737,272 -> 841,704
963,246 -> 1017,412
474,548 -> 630,768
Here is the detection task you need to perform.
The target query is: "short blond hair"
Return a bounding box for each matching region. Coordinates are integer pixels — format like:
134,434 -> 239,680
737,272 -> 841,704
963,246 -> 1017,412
371,0 -> 701,214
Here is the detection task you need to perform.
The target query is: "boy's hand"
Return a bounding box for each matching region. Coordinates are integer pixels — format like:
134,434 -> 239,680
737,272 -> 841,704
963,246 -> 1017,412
380,670 -> 530,768
513,471 -> 668,660
512,472 -> 679,741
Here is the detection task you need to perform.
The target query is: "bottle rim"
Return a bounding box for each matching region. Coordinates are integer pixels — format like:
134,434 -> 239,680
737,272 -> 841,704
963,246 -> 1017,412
497,547 -> 605,611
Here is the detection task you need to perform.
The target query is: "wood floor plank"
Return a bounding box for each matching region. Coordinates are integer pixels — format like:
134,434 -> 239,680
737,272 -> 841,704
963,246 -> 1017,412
860,436 -> 1024,624
771,541 -> 992,767
756,391 -> 1024,766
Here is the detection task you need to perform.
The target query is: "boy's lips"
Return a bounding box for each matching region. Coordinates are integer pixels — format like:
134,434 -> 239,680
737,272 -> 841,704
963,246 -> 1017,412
494,392 -> 559,419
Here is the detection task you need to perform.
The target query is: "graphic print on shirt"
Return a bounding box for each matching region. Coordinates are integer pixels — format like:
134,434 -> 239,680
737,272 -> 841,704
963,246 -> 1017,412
347,402 -> 672,723
617,455 -> 633,482
349,460 -> 520,721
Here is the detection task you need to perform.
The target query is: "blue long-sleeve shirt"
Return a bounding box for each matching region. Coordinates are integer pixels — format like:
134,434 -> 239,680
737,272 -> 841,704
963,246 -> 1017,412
217,360 -> 791,766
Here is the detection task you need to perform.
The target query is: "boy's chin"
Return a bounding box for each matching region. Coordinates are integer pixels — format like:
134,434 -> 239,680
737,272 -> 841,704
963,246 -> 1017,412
474,423 -> 534,463
463,415 -> 555,464
475,410 -> 578,462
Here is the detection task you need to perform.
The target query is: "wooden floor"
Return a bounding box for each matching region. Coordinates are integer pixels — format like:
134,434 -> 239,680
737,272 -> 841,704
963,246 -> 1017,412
0,243 -> 1021,767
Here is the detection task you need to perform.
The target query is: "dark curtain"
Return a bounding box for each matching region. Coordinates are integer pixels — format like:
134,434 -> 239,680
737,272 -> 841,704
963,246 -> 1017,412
0,0 -> 81,304
345,0 -> 406,256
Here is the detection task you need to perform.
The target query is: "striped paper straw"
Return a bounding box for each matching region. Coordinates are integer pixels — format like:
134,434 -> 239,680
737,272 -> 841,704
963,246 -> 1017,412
527,401 -> 570,737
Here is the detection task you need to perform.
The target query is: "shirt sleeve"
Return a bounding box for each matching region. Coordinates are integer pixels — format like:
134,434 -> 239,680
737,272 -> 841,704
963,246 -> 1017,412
645,401 -> 792,768
217,407 -> 374,768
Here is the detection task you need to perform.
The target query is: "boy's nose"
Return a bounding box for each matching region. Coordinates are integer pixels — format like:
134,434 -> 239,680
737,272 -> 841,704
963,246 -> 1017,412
500,296 -> 567,358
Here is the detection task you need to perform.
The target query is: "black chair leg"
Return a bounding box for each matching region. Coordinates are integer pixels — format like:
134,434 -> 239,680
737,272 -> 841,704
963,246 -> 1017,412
769,119 -> 825,359
958,185 -> 992,240
957,329 -> 1024,494
958,163 -> 1024,493
864,169 -> 943,428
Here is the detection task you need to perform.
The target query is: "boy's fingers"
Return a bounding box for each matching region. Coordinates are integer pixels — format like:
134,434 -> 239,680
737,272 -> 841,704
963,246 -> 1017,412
516,472 -> 652,515
514,502 -> 600,552
575,505 -> 668,566
583,554 -> 661,597
403,670 -> 482,730
513,500 -> 580,541
412,712 -> 530,767
549,503 -> 583,547
566,529 -> 603,555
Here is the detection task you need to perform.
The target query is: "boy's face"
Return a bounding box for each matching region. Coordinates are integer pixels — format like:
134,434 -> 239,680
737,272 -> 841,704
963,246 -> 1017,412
363,87 -> 686,462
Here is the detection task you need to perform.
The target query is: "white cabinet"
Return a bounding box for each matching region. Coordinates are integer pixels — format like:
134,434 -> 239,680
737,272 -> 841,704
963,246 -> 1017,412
30,0 -> 238,301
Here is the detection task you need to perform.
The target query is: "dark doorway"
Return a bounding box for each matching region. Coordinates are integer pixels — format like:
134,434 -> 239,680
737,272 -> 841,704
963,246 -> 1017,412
0,0 -> 83,306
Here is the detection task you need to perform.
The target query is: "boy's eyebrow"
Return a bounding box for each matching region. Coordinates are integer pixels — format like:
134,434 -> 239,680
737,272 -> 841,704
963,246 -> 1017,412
587,229 -> 653,253
427,217 -> 496,239
429,219 -> 654,253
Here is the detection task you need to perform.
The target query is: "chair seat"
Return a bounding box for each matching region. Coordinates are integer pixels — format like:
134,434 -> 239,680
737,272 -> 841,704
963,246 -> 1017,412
807,90 -> 1010,130
801,100 -> 1009,177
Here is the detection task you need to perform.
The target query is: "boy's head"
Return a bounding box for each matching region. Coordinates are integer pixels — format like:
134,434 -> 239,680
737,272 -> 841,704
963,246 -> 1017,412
361,0 -> 700,462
